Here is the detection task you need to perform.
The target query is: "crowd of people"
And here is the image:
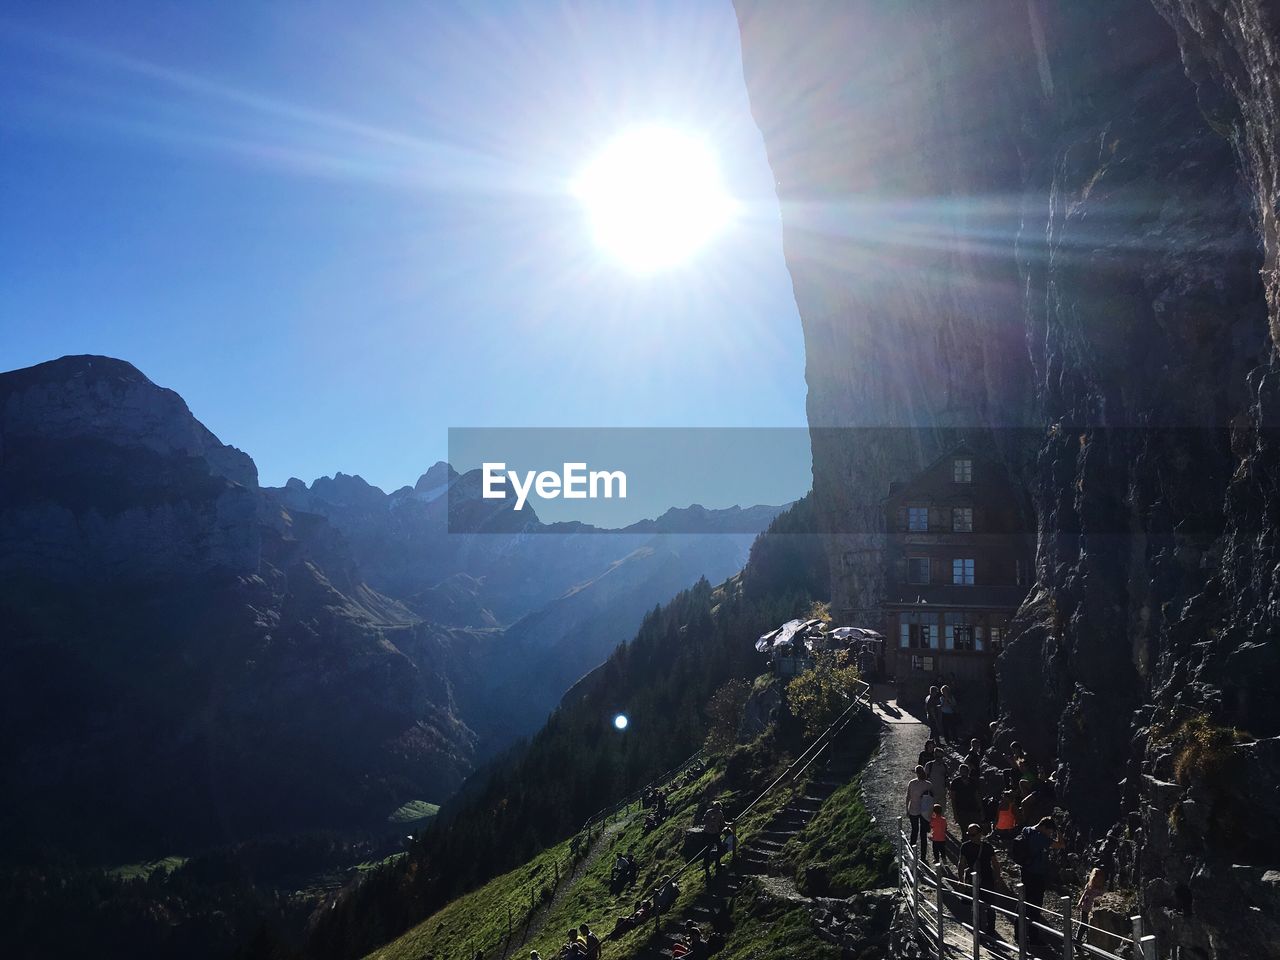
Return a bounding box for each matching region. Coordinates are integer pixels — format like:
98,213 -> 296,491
607,875 -> 679,939
526,923 -> 602,960
641,787 -> 669,833
903,703 -> 1098,947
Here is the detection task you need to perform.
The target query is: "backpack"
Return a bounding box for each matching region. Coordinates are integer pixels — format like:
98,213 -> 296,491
1008,830 -> 1034,868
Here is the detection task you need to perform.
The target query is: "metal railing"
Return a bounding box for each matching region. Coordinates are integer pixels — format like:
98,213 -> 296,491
896,819 -> 1157,960
668,677 -> 874,886
579,747 -> 707,833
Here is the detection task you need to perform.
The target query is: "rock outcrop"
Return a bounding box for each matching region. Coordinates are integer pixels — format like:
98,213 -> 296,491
0,356 -> 483,855
734,1 -> 1280,955
0,355 -> 260,580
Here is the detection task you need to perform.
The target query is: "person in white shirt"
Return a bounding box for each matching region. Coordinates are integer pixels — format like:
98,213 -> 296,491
905,765 -> 932,859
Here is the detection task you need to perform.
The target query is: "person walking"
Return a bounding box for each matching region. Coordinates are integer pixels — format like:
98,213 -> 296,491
1016,817 -> 1065,944
940,685 -> 959,742
958,824 -> 999,935
948,763 -> 983,833
929,803 -> 949,866
906,765 -> 933,860
1076,867 -> 1105,944
924,686 -> 942,740
917,738 -> 938,769
926,754 -> 948,815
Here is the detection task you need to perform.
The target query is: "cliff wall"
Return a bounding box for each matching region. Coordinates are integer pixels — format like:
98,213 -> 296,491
735,1 -> 1280,954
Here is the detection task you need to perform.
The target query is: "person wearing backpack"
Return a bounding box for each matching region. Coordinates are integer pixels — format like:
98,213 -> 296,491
958,824 -> 1000,935
1016,817 -> 1065,944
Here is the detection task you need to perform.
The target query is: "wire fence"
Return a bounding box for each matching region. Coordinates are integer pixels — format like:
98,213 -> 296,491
896,819 -> 1158,960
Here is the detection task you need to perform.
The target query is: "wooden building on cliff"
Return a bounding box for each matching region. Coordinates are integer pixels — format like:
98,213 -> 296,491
882,442 -> 1031,708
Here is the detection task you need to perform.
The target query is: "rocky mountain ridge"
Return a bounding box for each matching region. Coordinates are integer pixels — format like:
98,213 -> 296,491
0,354 -> 782,858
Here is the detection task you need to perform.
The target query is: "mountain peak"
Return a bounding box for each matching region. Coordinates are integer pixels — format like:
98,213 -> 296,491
415,460 -> 458,492
0,354 -> 257,488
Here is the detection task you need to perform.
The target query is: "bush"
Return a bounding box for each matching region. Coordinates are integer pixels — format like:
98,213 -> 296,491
786,651 -> 862,737
704,679 -> 752,756
1171,713 -> 1244,785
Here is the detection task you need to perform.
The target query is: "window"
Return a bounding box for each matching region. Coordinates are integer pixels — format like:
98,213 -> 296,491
907,506 -> 929,531
953,458 -> 973,483
911,655 -> 935,672
945,613 -> 975,651
899,611 -> 939,649
952,558 -> 975,585
907,557 -> 930,584
990,626 -> 1004,653
952,507 -> 973,532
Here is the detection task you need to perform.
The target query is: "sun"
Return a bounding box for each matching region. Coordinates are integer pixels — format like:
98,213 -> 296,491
574,126 -> 736,273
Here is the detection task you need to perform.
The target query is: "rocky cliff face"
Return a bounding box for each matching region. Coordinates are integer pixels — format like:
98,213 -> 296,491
0,357 -> 484,855
0,356 -> 260,580
735,1 -> 1280,955
0,356 -> 782,859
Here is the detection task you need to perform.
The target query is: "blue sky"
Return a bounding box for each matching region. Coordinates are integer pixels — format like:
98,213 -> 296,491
0,1 -> 809,499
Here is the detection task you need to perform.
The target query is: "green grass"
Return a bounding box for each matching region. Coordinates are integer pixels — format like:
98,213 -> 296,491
365,699 -> 880,960
387,799 -> 441,824
356,853 -> 408,873
717,897 -> 839,960
108,856 -> 188,881
366,836 -> 577,960
779,774 -> 893,897
366,738 -> 799,960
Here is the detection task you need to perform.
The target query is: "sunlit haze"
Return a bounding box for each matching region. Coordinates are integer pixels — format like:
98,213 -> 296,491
0,2 -> 808,496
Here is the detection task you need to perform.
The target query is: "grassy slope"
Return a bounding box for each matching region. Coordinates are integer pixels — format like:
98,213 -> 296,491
367,709 -> 892,960
780,775 -> 893,897
779,718 -> 894,897
107,856 -> 188,881
366,837 -> 576,960
387,800 -> 441,825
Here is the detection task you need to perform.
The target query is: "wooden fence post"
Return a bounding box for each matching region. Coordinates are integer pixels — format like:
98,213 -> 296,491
1060,895 -> 1073,959
911,831 -> 921,939
1016,882 -> 1027,960
970,870 -> 980,959
935,868 -> 945,960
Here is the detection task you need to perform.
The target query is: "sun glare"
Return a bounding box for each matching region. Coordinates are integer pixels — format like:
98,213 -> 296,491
574,126 -> 736,273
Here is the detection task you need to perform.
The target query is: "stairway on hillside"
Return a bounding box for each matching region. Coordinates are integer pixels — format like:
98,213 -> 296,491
634,730 -> 865,960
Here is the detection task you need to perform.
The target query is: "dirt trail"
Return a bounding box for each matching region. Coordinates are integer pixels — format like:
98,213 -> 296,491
504,817 -> 629,958
861,684 -> 929,845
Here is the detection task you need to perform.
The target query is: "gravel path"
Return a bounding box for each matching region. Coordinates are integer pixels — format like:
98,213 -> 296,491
861,683 -> 929,845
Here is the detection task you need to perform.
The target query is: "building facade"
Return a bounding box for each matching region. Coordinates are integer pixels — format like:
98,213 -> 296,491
880,443 -> 1031,710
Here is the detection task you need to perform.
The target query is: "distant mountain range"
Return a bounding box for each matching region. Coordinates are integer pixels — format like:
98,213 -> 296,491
0,355 -> 786,859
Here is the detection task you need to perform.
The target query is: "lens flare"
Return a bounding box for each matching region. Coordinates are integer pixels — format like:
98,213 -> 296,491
574,125 -> 737,273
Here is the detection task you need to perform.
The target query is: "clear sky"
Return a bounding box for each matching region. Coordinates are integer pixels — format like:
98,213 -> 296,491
0,1 -> 809,497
